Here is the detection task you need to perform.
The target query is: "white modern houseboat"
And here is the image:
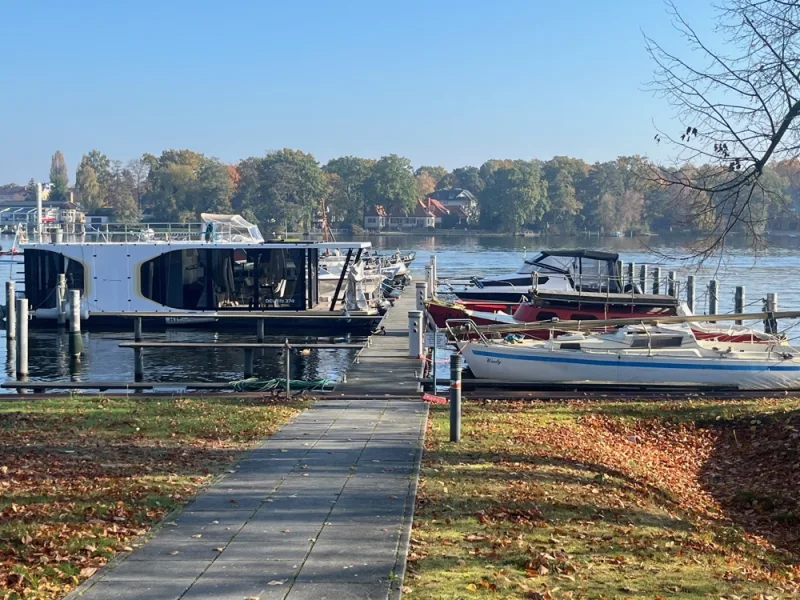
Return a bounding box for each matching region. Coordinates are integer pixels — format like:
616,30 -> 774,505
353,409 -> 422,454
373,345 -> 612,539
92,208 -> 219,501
16,215 -> 383,334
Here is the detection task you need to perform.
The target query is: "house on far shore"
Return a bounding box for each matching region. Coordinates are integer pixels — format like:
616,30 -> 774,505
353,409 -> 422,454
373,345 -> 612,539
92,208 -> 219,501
364,205 -> 387,230
426,188 -> 476,227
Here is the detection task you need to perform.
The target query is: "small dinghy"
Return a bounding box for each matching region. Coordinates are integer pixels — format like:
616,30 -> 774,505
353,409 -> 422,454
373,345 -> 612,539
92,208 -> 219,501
456,322 -> 800,390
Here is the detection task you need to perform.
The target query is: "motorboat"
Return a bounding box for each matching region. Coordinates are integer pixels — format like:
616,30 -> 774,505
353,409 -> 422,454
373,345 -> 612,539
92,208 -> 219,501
441,249 -> 630,303
455,322 -> 800,390
15,214 -> 384,334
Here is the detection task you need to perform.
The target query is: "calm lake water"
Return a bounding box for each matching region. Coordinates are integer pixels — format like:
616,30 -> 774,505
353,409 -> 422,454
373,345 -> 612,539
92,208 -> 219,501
1,233 -> 798,391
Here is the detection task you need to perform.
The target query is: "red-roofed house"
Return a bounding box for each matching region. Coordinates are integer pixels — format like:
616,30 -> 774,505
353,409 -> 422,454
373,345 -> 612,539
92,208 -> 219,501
386,199 -> 435,229
364,205 -> 387,230
426,188 -> 477,226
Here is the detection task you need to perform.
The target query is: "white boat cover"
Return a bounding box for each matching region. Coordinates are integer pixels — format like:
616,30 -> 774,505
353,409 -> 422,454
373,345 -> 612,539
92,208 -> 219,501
345,261 -> 369,311
201,213 -> 264,243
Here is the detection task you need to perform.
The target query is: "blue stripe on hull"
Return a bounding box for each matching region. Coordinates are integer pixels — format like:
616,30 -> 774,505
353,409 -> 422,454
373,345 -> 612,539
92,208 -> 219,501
470,348 -> 800,372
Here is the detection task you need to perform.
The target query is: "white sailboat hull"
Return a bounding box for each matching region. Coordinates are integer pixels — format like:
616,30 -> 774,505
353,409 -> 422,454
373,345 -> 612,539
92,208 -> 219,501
459,343 -> 800,390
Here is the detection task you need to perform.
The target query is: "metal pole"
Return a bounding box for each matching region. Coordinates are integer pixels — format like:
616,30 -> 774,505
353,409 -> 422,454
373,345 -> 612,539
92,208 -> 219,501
5,280 -> 15,342
285,338 -> 291,400
257,318 -> 265,342
16,298 -> 28,380
639,264 -> 648,292
686,275 -> 695,313
449,353 -> 462,443
68,289 -> 82,358
415,281 -> 428,311
709,280 -> 718,315
57,274 -> 66,327
765,292 -> 778,334
734,286 -> 745,325
408,310 -> 423,359
431,332 -> 437,393
667,271 -> 677,297
652,267 -> 661,295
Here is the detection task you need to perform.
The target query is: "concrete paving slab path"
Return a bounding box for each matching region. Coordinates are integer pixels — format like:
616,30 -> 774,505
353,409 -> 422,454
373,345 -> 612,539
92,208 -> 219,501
69,397 -> 427,600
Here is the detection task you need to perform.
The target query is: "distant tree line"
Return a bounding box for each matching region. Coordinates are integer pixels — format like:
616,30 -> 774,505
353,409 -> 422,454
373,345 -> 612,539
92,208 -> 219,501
18,149 -> 800,235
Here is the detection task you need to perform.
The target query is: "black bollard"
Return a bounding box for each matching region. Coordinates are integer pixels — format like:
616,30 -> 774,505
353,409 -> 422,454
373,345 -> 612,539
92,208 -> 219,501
449,353 -> 462,443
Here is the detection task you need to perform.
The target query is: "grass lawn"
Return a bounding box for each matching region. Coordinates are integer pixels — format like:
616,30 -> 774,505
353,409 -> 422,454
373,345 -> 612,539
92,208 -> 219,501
407,397 -> 800,599
0,395 -> 306,600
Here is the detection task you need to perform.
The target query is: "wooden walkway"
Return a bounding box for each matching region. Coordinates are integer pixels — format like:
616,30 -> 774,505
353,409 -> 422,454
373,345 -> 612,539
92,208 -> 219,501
335,292 -> 422,396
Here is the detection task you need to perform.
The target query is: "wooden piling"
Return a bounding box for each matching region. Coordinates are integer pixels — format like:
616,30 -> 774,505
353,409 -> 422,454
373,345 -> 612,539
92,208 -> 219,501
16,298 -> 28,380
626,262 -> 635,288
765,292 -> 778,334
244,348 -> 254,378
5,280 -> 15,342
709,280 -> 719,315
667,271 -> 677,297
134,317 -> 143,382
686,275 -> 695,313
257,318 -> 265,342
734,286 -> 745,325
639,264 -> 648,292
652,267 -> 661,295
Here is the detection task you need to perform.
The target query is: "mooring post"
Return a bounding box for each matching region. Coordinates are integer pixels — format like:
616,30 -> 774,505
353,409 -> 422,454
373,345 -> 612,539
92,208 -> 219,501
449,353 -> 462,443
626,262 -> 635,289
709,280 -> 719,315
430,254 -> 437,289
133,317 -> 143,383
765,292 -> 778,334
68,290 -> 83,358
686,275 -> 696,313
667,271 -> 677,297
639,264 -> 648,292
284,338 -> 291,400
244,348 -> 254,378
5,280 -> 15,343
257,318 -> 265,342
16,298 -> 28,381
424,265 -> 433,293
652,267 -> 661,295
408,310 -> 423,359
415,281 -> 428,312
56,274 -> 66,327
735,286 -> 745,325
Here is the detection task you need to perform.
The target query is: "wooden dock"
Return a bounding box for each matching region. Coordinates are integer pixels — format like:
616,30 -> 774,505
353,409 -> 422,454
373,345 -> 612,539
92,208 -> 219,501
333,291 -> 422,396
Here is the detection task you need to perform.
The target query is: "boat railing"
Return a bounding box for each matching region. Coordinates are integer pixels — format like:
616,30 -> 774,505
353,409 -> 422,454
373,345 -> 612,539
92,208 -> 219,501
17,221 -> 260,244
445,318 -> 491,345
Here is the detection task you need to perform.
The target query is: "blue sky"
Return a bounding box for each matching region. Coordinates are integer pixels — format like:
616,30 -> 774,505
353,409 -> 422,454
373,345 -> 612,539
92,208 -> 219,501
0,0 -> 718,183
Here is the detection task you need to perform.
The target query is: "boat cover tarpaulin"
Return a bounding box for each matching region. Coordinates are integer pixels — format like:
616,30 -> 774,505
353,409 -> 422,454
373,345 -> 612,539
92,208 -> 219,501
201,213 -> 264,243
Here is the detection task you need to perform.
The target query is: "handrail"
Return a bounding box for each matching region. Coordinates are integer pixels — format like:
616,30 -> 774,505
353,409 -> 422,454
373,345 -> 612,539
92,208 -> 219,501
444,318 -> 491,345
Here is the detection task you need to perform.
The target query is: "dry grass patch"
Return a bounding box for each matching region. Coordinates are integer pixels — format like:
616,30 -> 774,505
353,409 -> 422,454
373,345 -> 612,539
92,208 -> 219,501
407,398 -> 800,599
0,395 -> 306,600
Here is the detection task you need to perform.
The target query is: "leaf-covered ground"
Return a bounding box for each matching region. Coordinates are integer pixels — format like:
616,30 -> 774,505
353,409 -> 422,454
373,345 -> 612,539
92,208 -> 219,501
407,398 -> 800,599
0,395 -> 305,600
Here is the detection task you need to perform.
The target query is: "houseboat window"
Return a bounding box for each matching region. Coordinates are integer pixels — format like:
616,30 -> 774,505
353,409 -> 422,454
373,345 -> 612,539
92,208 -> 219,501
23,249 -> 85,310
140,248 -> 309,311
